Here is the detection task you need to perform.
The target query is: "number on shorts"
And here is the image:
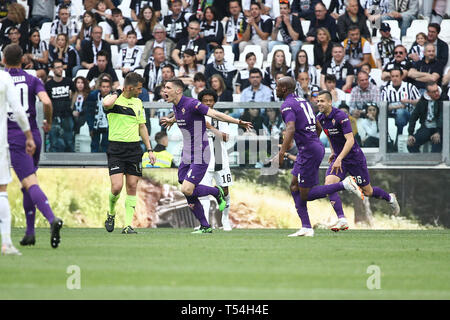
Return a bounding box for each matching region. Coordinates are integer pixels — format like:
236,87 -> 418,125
221,174 -> 231,184
355,176 -> 363,185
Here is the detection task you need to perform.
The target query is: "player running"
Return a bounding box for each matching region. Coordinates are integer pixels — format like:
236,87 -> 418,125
4,44 -> 63,249
0,69 -> 35,255
316,91 -> 400,232
275,77 -> 364,237
160,79 -> 252,234
102,72 -> 156,234
198,89 -> 233,231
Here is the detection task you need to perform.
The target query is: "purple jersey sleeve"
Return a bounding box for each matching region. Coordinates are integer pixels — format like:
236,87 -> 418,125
33,76 -> 46,96
280,104 -> 296,123
336,112 -> 352,135
193,100 -> 209,116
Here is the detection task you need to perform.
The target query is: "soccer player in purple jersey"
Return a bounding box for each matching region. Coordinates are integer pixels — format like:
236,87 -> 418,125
275,77 -> 364,237
3,44 -> 64,248
316,91 -> 400,231
160,78 -> 253,234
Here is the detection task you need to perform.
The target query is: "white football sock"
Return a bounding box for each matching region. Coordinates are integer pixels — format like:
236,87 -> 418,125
222,195 -> 231,224
0,192 -> 12,246
199,196 -> 210,224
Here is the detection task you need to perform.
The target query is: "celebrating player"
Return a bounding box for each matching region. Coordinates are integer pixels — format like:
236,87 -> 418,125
0,70 -> 35,255
198,89 -> 233,231
102,72 -> 155,234
3,44 -> 64,249
276,77 -> 364,237
160,78 -> 252,234
316,91 -> 400,231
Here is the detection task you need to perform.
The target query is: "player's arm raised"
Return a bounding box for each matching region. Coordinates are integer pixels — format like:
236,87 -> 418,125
206,108 -> 253,131
102,89 -> 122,109
37,91 -> 53,133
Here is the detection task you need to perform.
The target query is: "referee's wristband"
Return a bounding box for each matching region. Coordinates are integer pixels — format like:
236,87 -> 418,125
112,89 -> 122,96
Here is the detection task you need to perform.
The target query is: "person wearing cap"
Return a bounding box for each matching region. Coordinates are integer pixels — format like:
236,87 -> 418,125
139,24 -> 176,68
374,22 -> 401,70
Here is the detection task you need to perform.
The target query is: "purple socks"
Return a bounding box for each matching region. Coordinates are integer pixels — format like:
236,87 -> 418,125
291,191 -> 312,228
21,188 -> 36,236
328,192 -> 345,219
307,182 -> 344,201
27,185 -> 55,225
191,185 -> 219,198
372,187 -> 391,202
186,196 -> 210,227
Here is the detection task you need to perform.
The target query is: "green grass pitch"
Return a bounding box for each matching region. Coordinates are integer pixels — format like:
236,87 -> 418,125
1,228 -> 449,300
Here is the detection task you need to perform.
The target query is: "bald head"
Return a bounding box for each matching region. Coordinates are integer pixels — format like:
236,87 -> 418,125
276,76 -> 296,100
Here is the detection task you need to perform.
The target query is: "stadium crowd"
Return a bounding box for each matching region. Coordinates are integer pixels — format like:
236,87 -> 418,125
0,0 -> 448,157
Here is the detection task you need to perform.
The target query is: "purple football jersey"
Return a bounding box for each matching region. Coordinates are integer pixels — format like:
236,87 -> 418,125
6,68 -> 45,140
317,107 -> 365,162
280,93 -> 321,151
173,96 -> 210,165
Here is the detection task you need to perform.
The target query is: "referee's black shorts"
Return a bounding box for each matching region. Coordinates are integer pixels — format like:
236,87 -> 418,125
107,141 -> 143,177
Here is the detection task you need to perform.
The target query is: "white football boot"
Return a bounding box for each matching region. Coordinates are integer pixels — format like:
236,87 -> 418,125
342,176 -> 365,200
330,218 -> 349,232
389,193 -> 400,215
288,228 -> 314,237
1,244 -> 22,256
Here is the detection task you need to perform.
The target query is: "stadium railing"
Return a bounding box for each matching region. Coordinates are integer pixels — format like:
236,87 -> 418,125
36,101 -> 450,168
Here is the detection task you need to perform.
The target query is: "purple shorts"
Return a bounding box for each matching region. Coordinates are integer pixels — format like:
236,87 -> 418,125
178,162 -> 209,186
9,131 -> 42,181
326,158 -> 370,187
291,143 -> 325,188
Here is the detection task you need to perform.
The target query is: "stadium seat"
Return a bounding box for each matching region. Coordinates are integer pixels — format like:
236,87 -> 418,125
322,0 -> 331,9
232,93 -> 241,102
132,21 -> 137,29
301,44 -> 314,65
40,22 -> 52,43
115,69 -> 124,86
17,0 -> 29,18
369,68 -> 384,87
301,20 -> 310,36
110,45 -> 120,68
98,21 -> 109,40
235,45 -> 263,70
135,69 -> 144,76
401,36 -> 415,52
406,19 -> 428,38
118,0 -> 132,19
267,44 -> 291,65
24,69 -> 37,77
440,20 -> 450,42
75,69 -> 89,79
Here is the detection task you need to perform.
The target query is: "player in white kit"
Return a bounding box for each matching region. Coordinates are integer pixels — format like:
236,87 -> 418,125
0,70 -> 35,255
198,89 -> 233,231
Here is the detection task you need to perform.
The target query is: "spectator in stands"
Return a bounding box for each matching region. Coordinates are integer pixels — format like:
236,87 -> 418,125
280,129 -> 298,169
185,72 -> 207,99
239,2 -> 273,60
264,49 -> 289,90
235,52 -> 256,94
360,63 -> 377,86
272,71 -> 287,102
323,74 -> 346,107
321,43 -> 354,92
420,0 -> 448,24
117,31 -> 143,76
80,25 -> 112,70
45,59 -> 74,152
76,11 -> 97,52
426,23 -> 449,67
152,64 -> 175,103
0,0 -> 15,20
104,8 -> 134,49
85,77 -> 111,152
382,44 -> 412,81
93,0 -> 113,23
143,47 -> 168,93
337,0 -> 371,42
313,27 -> 332,70
269,0 -> 305,62
85,0 -> 114,13
55,0 -> 79,21
200,6 -> 224,59
210,74 -> 233,104
152,131 -> 176,167
23,28 -> 49,83
362,0 -> 390,26
407,82 -> 443,153
48,33 -> 78,78
263,108 -> 284,140
374,22 -> 401,70
240,68 -> 273,103
408,32 -> 426,63
135,5 -> 157,45
49,5 -> 79,47
327,0 -> 347,20
171,20 -> 207,67
222,0 -> 246,61
204,45 -> 236,91
178,48 -> 205,86
86,50 -> 120,89
0,3 -> 29,50
295,71 -> 320,100
131,0 -> 161,21
382,0 -> 419,37
408,43 -> 443,94
382,68 -> 420,139
338,103 -> 362,146
71,76 -> 90,135
289,49 -> 319,86
28,0 -> 54,29
442,69 -> 450,100
163,0 -> 190,43
360,103 -> 379,147
0,26 -> 24,56
139,24 -> 176,68
291,0 -> 319,20
306,2 -> 337,43
349,70 -> 380,117
342,25 -> 374,72
240,108 -> 266,137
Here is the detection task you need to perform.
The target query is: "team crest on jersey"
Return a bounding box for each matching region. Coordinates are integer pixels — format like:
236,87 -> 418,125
182,108 -> 186,114
195,102 -> 201,109
332,119 -> 335,126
